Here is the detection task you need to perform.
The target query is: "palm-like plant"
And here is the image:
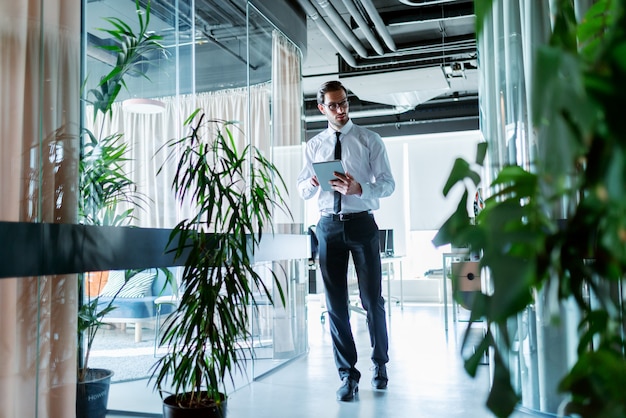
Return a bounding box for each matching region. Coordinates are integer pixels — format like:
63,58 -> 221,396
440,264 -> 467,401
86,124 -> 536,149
150,111 -> 290,414
79,130 -> 135,227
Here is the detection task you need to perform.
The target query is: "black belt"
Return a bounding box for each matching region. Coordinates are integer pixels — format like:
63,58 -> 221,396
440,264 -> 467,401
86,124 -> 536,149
321,211 -> 371,221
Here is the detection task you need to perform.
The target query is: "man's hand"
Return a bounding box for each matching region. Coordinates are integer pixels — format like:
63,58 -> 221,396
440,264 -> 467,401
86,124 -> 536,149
310,175 -> 320,187
330,171 -> 362,196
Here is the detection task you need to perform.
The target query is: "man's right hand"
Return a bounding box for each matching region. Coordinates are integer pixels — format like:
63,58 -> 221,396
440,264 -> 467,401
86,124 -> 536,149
311,176 -> 320,187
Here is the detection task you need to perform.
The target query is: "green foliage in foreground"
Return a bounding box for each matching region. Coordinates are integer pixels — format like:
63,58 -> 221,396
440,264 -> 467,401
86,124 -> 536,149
434,1 -> 626,416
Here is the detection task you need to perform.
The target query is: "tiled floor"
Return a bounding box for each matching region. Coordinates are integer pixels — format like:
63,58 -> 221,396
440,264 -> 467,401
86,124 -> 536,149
107,297 -> 545,417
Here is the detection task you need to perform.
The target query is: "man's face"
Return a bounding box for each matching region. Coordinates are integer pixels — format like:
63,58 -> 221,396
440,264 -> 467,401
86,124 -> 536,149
318,90 -> 350,130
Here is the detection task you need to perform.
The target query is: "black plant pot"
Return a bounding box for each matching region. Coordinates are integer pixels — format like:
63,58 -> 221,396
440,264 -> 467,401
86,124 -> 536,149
163,392 -> 227,418
76,368 -> 114,418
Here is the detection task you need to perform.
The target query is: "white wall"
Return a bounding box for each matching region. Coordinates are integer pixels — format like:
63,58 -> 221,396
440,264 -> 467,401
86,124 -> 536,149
373,130 -> 484,278
375,140 -> 408,255
405,131 -> 483,230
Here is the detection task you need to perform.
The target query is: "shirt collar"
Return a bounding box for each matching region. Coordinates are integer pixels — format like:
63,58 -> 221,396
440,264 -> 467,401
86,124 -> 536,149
327,119 -> 354,137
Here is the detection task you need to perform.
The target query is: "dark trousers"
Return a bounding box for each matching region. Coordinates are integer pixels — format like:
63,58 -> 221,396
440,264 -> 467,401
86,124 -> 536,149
316,214 -> 389,381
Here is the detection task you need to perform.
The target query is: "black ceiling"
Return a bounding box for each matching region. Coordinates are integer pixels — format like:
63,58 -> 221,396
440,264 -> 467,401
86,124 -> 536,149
297,0 -> 479,137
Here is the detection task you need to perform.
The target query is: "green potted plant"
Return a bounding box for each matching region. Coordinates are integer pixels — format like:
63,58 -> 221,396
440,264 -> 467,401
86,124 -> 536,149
77,2 -> 164,417
434,1 -> 626,417
150,110 -> 291,417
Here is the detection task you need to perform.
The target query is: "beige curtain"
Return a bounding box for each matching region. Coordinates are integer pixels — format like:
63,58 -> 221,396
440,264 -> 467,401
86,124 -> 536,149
269,30 -> 303,354
271,30 -> 304,227
0,0 -> 80,417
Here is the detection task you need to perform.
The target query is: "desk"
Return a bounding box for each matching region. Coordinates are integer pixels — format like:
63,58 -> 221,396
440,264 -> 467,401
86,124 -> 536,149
381,255 -> 405,318
442,252 -> 471,331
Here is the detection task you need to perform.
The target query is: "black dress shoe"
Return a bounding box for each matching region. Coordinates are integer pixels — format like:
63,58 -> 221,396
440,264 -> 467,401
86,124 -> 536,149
371,364 -> 388,389
336,377 -> 359,401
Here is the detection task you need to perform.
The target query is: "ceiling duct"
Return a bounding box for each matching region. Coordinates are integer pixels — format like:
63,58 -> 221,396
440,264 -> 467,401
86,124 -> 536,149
300,0 -> 475,69
398,0 -> 458,6
340,0 -> 385,55
340,66 -> 450,107
358,0 -> 397,51
337,35 -> 476,74
298,0 -> 406,67
314,0 -> 369,57
341,1 -> 476,71
296,0 -> 359,67
299,0 -> 476,117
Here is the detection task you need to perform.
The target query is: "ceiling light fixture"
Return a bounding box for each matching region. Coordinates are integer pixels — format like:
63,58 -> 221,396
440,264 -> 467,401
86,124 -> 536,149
122,98 -> 166,114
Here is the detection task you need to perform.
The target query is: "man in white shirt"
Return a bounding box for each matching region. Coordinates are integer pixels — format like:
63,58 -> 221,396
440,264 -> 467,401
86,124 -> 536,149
297,80 -> 395,401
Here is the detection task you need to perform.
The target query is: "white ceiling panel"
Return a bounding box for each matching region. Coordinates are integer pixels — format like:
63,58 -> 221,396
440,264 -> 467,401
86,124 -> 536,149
341,66 -> 451,107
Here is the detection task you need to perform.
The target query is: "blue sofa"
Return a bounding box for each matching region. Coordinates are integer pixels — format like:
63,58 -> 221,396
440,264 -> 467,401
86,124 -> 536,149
96,269 -> 177,342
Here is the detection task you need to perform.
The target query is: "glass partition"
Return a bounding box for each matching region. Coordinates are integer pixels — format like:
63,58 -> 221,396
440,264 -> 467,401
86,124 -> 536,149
478,2 -> 581,415
0,0 -> 305,415
79,0 -> 307,413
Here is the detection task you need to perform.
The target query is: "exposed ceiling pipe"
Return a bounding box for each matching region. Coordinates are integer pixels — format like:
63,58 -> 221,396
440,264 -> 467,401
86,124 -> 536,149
298,0 -> 473,71
357,0 -> 397,51
314,0 -> 369,58
398,0 -> 458,6
356,37 -> 475,61
341,0 -> 385,55
295,0 -> 358,67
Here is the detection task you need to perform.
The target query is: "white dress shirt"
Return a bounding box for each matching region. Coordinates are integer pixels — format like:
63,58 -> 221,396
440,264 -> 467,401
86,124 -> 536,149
297,120 -> 395,214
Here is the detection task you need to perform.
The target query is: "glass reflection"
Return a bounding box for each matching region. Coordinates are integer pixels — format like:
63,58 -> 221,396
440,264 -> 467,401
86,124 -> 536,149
82,0 -> 306,393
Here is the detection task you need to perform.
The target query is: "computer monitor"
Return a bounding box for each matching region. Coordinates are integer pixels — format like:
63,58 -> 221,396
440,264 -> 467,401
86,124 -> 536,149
378,229 -> 394,257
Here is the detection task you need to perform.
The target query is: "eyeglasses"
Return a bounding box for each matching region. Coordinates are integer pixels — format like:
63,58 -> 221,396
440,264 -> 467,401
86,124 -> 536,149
322,99 -> 349,111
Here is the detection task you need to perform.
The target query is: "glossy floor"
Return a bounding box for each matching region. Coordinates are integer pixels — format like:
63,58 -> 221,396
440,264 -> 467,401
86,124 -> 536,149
107,296 -> 553,417
108,296 -> 501,417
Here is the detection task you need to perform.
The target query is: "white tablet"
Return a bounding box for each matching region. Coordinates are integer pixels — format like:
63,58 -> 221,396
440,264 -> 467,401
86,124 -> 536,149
312,160 -> 345,192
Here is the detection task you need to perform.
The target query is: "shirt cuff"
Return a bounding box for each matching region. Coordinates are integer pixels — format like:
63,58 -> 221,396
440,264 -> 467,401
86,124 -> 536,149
359,182 -> 371,199
301,182 -> 318,198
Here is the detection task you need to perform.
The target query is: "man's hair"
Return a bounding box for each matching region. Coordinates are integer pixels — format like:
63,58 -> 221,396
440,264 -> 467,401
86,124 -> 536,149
317,80 -> 348,105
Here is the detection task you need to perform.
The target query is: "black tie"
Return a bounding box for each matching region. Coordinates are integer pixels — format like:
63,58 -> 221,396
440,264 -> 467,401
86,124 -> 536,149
334,131 -> 342,213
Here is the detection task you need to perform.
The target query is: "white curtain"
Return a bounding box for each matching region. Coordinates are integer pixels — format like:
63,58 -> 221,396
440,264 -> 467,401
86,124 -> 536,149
85,84 -> 272,229
0,0 -> 80,417
84,34 -> 304,232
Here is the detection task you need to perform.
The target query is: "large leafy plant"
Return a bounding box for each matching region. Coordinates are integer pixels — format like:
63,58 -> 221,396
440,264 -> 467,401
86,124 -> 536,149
150,111 -> 290,412
78,0 -> 164,382
434,1 -> 626,417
